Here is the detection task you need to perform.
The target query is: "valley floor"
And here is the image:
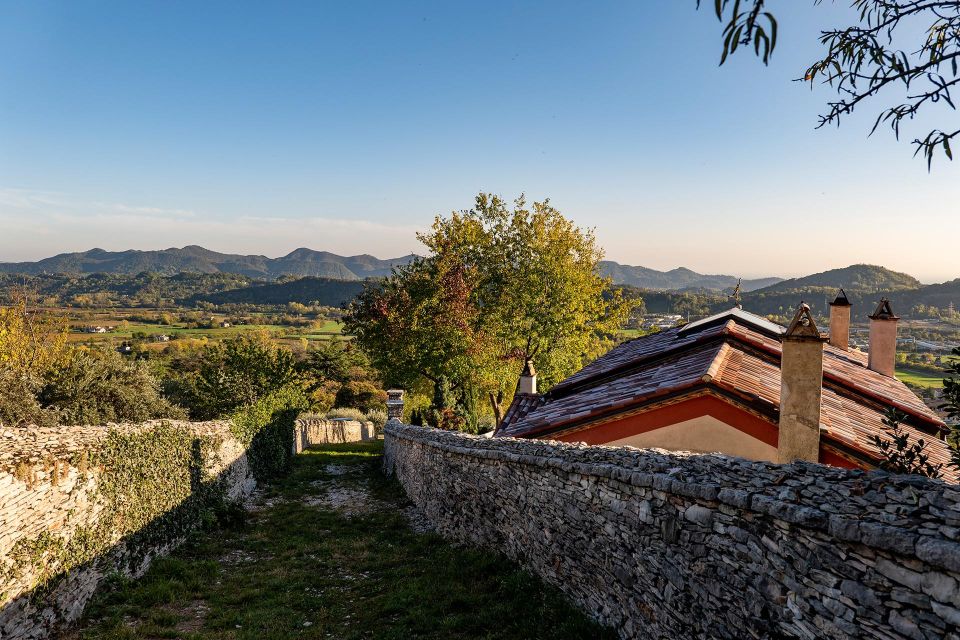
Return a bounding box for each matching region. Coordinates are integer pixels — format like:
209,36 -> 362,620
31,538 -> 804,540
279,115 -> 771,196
70,442 -> 611,640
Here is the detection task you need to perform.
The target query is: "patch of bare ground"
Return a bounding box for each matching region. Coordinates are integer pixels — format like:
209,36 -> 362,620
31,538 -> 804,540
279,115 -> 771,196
170,600 -> 209,633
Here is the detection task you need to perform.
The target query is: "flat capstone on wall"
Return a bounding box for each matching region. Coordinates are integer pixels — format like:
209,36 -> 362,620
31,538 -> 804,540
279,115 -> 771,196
384,422 -> 960,640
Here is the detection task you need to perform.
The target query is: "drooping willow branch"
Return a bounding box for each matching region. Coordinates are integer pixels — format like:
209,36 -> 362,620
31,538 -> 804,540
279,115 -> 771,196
698,0 -> 960,167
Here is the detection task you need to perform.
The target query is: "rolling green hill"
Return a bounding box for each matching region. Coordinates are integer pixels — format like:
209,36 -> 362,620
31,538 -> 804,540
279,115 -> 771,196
740,265 -> 945,318
748,264 -> 921,294
599,262 -> 781,291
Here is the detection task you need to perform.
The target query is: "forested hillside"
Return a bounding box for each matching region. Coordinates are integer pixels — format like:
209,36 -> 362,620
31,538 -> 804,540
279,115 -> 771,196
599,262 -> 781,291
191,277 -> 365,307
0,246 -> 415,280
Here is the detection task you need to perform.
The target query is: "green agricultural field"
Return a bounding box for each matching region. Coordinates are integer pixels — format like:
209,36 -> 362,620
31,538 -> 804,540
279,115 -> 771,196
895,368 -> 945,389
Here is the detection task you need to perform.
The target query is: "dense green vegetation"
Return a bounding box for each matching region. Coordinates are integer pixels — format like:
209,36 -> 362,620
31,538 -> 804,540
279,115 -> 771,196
73,442 -> 611,640
0,300 -> 386,429
191,276 -> 364,307
0,272 -> 255,307
346,194 -> 634,431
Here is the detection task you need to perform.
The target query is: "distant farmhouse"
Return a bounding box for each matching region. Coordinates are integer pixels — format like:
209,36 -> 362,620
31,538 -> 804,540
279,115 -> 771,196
497,293 -> 955,481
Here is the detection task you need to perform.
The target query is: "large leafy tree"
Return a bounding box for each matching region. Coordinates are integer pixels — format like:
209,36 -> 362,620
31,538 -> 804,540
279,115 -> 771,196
345,194 -> 633,427
701,0 -> 960,167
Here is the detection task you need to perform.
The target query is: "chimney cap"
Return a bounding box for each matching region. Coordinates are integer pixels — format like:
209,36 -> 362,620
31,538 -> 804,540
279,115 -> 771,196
830,288 -> 852,307
521,358 -> 537,377
869,298 -> 899,321
784,303 -> 827,342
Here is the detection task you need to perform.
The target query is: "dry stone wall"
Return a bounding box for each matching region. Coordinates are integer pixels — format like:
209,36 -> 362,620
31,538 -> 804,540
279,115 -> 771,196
384,422 -> 960,639
292,418 -> 375,454
0,421 -> 255,639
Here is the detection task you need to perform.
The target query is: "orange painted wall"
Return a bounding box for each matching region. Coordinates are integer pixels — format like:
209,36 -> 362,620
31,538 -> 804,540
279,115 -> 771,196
547,394 -> 866,469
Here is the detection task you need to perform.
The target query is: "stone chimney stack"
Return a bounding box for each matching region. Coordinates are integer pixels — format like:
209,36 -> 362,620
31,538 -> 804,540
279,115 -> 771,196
868,298 -> 899,377
828,289 -> 852,351
518,358 -> 537,395
778,303 -> 827,464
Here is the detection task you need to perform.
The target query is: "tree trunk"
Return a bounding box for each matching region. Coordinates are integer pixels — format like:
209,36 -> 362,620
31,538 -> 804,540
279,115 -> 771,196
489,391 -> 503,429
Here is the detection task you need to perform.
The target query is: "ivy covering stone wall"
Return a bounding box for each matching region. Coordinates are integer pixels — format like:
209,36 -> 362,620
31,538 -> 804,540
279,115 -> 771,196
384,422 -> 960,639
0,420 -> 257,639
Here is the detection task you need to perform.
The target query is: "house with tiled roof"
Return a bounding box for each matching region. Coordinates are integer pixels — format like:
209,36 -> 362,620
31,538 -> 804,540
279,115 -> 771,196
496,294 -> 956,482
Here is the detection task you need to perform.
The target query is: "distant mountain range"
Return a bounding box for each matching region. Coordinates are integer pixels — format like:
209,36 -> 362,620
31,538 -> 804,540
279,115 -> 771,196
599,262 -> 782,292
0,246 -> 417,280
1,246 -> 782,291
1,248 -> 956,318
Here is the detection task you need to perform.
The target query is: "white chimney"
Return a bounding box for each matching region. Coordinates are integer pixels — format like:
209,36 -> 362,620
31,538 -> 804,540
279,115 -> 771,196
868,298 -> 899,377
778,303 -> 826,464
828,289 -> 852,351
518,358 -> 537,395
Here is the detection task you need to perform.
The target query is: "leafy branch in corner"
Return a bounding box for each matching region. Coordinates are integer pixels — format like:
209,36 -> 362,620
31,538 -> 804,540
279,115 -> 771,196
699,0 -> 960,167
873,407 -> 943,478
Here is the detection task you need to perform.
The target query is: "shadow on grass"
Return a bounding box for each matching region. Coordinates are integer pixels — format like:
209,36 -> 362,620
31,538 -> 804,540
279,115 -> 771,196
73,441 -> 614,640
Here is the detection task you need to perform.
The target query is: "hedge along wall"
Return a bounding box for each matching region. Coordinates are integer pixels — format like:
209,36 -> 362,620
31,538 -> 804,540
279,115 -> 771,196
0,420 -> 257,640
384,422 -> 960,640
291,418 -> 376,454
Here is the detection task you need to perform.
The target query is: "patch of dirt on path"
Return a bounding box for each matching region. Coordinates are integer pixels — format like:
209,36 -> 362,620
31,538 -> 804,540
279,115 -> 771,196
304,482 -> 386,517
169,600 -> 209,633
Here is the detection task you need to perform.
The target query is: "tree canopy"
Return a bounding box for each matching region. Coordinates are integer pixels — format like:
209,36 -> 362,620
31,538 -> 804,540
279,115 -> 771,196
345,193 -> 634,429
702,0 -> 960,167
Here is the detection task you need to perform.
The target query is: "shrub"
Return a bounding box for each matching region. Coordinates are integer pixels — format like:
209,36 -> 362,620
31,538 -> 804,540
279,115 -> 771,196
364,408 -> 388,431
231,385 -> 309,480
186,335 -> 300,420
40,349 -> 186,425
0,368 -> 56,428
323,407 -> 367,422
873,408 -> 943,479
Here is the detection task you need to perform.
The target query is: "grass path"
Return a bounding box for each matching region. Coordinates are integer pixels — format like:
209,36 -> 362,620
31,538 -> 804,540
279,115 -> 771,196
73,442 -> 611,640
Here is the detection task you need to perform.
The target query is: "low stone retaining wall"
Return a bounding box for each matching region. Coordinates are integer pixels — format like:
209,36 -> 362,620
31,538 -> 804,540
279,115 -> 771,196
0,421 -> 255,639
292,418 -> 375,453
384,422 -> 960,639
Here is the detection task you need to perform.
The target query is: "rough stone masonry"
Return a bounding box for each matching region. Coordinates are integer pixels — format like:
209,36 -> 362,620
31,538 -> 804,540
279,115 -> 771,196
0,421 -> 255,640
384,422 -> 960,639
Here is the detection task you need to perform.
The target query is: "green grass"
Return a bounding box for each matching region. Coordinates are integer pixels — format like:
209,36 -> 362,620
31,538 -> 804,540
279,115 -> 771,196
74,442 -> 611,640
896,367 -> 945,389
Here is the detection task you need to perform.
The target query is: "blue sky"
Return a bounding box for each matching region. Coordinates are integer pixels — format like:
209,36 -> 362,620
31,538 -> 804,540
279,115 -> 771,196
1,1 -> 956,281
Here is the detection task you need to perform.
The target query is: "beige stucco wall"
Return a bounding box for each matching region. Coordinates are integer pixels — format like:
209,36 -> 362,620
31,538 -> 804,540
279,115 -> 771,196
604,415 -> 778,462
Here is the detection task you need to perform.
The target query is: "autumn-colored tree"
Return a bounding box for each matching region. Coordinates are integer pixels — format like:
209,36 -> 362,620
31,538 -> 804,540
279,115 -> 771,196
345,193 -> 634,428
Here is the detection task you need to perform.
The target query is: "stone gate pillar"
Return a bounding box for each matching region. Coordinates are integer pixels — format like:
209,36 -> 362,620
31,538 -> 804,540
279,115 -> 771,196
386,389 -> 405,423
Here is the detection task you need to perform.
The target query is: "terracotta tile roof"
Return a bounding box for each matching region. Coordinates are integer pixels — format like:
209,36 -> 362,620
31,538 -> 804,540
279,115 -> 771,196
497,393 -> 544,434
497,343 -> 721,437
498,308 -> 954,480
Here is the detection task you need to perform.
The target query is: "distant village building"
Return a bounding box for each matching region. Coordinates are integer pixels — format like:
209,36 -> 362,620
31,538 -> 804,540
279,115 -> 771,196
153,334 -> 171,342
497,293 -> 955,481
85,326 -> 108,334
220,321 -> 231,328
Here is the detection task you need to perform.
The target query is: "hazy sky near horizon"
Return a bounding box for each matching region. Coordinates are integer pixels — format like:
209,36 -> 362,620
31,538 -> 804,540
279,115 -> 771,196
1,1 -> 957,282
